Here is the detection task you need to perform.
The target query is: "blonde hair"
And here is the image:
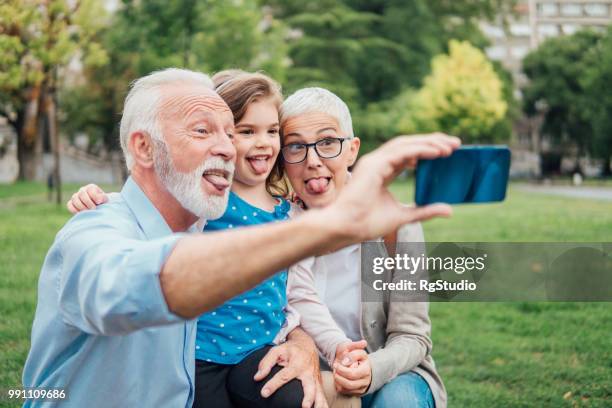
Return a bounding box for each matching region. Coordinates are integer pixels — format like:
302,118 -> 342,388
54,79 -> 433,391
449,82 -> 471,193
212,70 -> 289,197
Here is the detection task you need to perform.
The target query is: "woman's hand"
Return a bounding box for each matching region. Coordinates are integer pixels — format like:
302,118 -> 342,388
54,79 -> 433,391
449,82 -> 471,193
332,348 -> 372,396
334,340 -> 367,368
67,184 -> 108,213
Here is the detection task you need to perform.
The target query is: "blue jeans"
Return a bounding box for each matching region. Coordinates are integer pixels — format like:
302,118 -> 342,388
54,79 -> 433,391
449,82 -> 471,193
361,372 -> 435,408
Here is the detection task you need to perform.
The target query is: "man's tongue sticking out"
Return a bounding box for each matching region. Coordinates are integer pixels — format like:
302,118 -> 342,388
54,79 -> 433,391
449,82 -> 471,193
203,172 -> 230,190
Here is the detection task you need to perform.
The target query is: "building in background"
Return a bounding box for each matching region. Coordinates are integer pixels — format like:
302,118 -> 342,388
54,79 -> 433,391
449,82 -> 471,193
481,0 -> 612,177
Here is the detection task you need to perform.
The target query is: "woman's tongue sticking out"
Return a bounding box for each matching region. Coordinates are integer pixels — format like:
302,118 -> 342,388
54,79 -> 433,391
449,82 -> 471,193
305,177 -> 329,194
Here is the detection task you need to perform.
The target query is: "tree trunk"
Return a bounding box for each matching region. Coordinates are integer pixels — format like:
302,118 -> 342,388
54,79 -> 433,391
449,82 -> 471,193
45,88 -> 62,205
602,156 -> 611,177
573,145 -> 583,175
17,85 -> 43,181
17,124 -> 43,180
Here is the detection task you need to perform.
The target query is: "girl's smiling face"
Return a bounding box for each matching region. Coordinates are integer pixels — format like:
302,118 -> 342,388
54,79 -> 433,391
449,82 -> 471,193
231,98 -> 281,188
281,111 -> 360,209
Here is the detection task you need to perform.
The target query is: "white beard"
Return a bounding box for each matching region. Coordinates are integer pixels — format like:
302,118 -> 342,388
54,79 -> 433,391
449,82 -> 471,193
153,140 -> 234,220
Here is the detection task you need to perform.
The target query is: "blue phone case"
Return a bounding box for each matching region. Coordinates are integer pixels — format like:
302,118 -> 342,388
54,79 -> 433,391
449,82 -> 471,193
415,145 -> 511,205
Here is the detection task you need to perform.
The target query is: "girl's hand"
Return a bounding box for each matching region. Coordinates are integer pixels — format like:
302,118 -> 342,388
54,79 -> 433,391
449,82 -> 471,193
332,349 -> 372,396
67,184 -> 108,214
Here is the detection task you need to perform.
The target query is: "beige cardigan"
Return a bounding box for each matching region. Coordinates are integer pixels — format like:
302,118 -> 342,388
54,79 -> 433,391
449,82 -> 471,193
287,222 -> 447,408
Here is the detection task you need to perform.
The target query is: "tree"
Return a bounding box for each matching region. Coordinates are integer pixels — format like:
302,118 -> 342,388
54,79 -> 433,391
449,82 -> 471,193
581,27 -> 612,176
263,1 -> 391,107
56,0 -> 520,160
398,40 -> 508,143
0,0 -> 107,186
266,0 -> 516,106
264,0 -> 517,150
60,0 -> 288,160
348,0 -> 495,93
522,30 -> 602,170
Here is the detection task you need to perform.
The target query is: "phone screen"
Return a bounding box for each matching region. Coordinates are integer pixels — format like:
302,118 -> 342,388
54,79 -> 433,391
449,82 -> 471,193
414,145 -> 511,205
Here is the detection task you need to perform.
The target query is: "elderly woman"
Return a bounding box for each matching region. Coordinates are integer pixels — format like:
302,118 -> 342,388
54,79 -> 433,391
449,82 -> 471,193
279,88 -> 448,408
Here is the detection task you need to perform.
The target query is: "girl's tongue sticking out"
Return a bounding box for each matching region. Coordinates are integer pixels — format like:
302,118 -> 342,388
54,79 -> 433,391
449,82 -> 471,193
247,155 -> 269,175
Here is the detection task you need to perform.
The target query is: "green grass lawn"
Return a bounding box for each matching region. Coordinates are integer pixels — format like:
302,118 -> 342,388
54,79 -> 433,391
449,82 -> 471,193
389,180 -> 612,241
1,181 -> 611,407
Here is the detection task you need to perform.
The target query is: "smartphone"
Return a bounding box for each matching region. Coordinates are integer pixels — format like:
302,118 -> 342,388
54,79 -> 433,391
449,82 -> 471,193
414,145 -> 511,205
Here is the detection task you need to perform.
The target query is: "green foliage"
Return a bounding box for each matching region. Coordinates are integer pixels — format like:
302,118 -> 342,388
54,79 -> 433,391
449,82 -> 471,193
353,55 -> 519,152
523,26 -> 612,171
351,89 -> 414,153
280,4 -> 383,106
490,60 -> 518,142
0,0 -> 108,103
48,0 -> 518,154
271,0 -> 513,105
396,41 -> 508,143
0,0 -> 108,181
522,30 -> 602,155
60,0 -> 289,149
270,0 -> 516,151
580,26 -> 612,167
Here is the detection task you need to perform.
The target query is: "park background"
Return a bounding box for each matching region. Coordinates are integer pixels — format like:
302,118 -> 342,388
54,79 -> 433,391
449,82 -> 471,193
1,0 -> 611,407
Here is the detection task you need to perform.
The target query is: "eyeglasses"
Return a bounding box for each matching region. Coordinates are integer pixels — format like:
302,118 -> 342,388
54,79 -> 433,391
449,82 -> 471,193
281,137 -> 348,164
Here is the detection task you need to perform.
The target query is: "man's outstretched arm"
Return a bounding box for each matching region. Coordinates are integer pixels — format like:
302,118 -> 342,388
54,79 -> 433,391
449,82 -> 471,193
161,134 -> 460,318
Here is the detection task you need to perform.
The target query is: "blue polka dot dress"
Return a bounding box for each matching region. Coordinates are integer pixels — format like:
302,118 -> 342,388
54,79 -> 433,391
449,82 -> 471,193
195,192 -> 291,364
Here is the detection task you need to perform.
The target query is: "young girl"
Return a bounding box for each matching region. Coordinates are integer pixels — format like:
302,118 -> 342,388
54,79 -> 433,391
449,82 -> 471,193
191,70 -> 303,408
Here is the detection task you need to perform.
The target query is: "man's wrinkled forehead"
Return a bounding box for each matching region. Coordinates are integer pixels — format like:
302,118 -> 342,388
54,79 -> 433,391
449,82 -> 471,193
158,83 -> 231,119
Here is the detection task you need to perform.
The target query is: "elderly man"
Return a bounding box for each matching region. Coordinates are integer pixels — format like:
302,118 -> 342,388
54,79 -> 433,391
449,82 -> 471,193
22,68 -> 457,408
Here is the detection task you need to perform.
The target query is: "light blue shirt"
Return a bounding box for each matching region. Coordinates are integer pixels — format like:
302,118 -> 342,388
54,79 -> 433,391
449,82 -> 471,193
22,177 -> 196,407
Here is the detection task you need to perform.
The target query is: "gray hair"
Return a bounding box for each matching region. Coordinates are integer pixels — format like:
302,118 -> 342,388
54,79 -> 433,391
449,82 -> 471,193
280,87 -> 354,138
119,68 -> 214,170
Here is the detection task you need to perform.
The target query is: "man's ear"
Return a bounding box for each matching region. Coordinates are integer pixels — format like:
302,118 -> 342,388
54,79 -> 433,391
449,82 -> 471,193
128,131 -> 155,168
347,137 -> 361,167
